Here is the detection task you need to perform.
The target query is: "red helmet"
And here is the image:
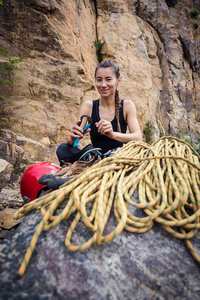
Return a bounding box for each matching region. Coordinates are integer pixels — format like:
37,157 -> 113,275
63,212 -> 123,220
20,162 -> 61,203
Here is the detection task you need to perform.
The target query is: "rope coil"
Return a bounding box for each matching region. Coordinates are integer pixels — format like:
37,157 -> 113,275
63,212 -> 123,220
13,136 -> 200,278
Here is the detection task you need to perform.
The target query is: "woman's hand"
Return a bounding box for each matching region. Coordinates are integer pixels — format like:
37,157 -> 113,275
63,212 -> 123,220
69,120 -> 83,141
68,119 -> 91,145
95,119 -> 114,138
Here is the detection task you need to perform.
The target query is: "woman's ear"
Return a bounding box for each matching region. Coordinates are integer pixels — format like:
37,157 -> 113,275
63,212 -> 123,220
117,76 -> 121,85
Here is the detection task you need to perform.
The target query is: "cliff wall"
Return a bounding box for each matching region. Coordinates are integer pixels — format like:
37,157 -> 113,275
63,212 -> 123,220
0,0 -> 200,165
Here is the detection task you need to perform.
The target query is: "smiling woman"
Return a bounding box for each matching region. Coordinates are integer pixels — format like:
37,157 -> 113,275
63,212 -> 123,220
56,60 -> 142,165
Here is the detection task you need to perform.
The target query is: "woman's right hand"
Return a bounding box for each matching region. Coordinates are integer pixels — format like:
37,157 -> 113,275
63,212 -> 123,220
70,120 -> 83,139
68,120 -> 83,145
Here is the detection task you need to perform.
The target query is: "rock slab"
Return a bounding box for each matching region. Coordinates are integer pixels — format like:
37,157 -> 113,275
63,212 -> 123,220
0,159 -> 13,191
0,197 -> 200,300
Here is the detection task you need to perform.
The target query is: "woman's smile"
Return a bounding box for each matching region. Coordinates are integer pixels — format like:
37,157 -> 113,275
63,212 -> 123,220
100,88 -> 109,93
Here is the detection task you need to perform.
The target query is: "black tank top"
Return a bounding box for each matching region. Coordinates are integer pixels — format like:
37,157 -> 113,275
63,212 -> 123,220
90,99 -> 128,153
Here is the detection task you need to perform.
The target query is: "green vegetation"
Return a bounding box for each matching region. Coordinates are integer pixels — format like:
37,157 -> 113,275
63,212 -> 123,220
190,8 -> 200,30
143,121 -> 153,144
0,47 -> 24,101
196,136 -> 200,155
190,8 -> 200,20
195,115 -> 200,122
182,132 -> 200,155
94,39 -> 105,63
157,123 -> 164,138
0,1 -> 24,105
165,0 -> 181,7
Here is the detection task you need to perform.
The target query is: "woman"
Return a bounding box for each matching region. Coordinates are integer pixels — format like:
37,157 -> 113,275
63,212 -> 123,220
56,60 -> 142,165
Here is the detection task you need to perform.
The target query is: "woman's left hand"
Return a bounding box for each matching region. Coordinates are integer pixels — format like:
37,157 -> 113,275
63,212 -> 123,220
95,119 -> 114,138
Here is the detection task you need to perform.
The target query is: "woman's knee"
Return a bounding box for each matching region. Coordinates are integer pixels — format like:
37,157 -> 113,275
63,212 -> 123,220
56,143 -> 82,164
56,143 -> 72,160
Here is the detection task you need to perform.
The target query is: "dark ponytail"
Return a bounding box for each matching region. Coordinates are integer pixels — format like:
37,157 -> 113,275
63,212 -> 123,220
95,60 -> 121,132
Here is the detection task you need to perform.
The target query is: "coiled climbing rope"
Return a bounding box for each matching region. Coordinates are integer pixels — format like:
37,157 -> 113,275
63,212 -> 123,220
13,136 -> 200,277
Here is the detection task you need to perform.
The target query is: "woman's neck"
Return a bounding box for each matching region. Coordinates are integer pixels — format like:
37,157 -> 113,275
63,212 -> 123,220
100,95 -> 115,108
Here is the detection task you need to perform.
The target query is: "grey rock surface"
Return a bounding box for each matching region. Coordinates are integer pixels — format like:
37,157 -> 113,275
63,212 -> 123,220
0,194 -> 200,300
0,159 -> 13,191
0,186 -> 23,211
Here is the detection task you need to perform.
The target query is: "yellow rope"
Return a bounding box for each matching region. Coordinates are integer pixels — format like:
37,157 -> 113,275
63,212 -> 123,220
13,136 -> 200,278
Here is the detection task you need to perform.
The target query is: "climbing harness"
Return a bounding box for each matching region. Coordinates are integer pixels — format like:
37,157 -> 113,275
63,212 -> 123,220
13,136 -> 200,278
73,114 -> 93,148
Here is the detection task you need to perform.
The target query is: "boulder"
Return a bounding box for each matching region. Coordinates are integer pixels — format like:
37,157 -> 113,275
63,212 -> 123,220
0,159 -> 13,191
16,133 -> 58,165
0,129 -> 58,168
0,191 -> 199,299
0,208 -> 22,229
0,185 -> 23,211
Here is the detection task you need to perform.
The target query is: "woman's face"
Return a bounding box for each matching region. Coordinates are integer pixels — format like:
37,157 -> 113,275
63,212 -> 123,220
95,67 -> 120,98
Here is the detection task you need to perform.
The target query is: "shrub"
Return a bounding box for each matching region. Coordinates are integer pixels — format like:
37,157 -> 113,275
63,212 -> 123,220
94,39 -> 105,63
190,9 -> 200,19
0,47 -> 23,101
165,0 -> 181,7
195,115 -> 200,122
157,123 -> 164,138
143,121 -> 153,144
182,132 -> 200,156
0,1 -> 24,102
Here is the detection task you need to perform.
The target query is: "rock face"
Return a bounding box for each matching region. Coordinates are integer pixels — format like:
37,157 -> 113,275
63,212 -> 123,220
0,0 -> 98,148
0,0 -> 200,167
0,199 -> 200,299
0,159 -> 13,191
0,128 -> 58,171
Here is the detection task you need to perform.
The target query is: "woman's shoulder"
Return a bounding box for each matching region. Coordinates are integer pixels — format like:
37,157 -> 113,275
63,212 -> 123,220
79,100 -> 98,116
123,99 -> 135,104
82,99 -> 99,106
123,100 -> 136,110
123,100 -> 137,120
82,100 -> 93,107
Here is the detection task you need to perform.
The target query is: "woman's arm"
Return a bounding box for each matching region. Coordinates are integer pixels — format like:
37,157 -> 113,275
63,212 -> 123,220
67,101 -> 93,145
96,100 -> 142,143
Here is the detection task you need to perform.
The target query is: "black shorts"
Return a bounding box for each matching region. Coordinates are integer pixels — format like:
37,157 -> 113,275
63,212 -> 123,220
56,143 -> 102,165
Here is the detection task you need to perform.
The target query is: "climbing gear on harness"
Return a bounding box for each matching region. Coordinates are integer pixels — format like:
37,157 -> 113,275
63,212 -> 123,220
103,147 -> 121,158
20,162 -> 61,203
78,147 -> 103,161
73,114 -> 93,148
14,137 -> 200,277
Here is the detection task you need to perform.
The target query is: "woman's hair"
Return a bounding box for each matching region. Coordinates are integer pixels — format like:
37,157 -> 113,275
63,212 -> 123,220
95,60 -> 121,132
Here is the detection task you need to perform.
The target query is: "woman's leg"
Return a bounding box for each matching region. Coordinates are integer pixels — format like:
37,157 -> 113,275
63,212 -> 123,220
56,143 -> 82,165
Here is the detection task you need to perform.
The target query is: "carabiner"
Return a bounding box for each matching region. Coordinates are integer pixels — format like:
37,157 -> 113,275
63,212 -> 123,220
73,114 -> 93,148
